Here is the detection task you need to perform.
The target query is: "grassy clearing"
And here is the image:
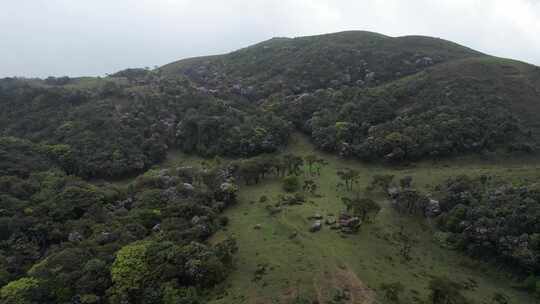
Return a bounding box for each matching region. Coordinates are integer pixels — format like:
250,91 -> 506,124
208,133 -> 540,304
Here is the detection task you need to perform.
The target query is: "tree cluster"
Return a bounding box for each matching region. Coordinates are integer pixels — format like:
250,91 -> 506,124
434,175 -> 540,274
0,75 -> 290,178
0,148 -> 238,303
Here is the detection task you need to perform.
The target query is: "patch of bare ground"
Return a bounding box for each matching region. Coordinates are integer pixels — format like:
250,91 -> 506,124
313,265 -> 376,304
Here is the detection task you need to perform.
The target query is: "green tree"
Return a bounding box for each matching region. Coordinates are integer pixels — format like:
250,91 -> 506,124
342,197 -> 381,221
0,277 -> 43,304
283,175 -> 300,193
491,292 -> 509,304
110,241 -> 151,301
304,154 -> 318,176
302,179 -> 318,195
367,174 -> 395,192
428,277 -> 470,304
283,154 -> 303,176
337,168 -> 360,191
162,285 -> 199,304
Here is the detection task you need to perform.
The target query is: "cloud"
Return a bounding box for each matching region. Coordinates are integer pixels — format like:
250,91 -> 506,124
1,0 -> 539,77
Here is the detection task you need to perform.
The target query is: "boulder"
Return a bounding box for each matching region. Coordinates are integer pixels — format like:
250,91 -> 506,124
68,231 -> 83,242
254,224 -> 262,230
425,199 -> 441,217
232,84 -> 242,93
387,186 -> 400,198
309,213 -> 323,220
325,217 -> 337,225
345,217 -> 361,228
338,213 -> 361,232
415,56 -> 434,66
191,215 -> 201,225
194,224 -> 211,238
220,182 -> 236,192
365,71 -> 376,82
96,232 -> 116,245
330,79 -> 341,87
182,183 -> 195,191
162,187 -> 180,201
152,223 -> 161,232
310,220 -> 322,232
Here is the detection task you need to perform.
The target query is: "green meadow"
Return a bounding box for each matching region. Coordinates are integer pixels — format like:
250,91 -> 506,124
205,134 -> 540,304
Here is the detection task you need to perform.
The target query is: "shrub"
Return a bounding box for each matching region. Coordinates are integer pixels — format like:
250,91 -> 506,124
282,175 -> 300,193
0,277 -> 43,304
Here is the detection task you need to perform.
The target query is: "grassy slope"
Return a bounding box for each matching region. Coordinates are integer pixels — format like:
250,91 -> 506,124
208,134 -> 540,304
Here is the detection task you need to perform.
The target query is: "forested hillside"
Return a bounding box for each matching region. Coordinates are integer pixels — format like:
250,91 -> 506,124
2,31 -> 540,303
0,73 -> 290,178
163,31 -> 540,162
162,31 -> 482,100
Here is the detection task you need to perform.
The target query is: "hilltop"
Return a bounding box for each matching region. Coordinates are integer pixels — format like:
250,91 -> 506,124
161,31 -> 483,100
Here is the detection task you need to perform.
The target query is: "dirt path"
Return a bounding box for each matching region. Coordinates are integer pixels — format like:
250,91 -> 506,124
314,265 -> 376,304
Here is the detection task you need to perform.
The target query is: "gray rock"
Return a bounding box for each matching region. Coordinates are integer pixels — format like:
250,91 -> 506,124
345,217 -> 361,228
365,71 -> 376,82
330,79 -> 341,87
387,187 -> 400,198
162,187 -> 179,201
232,84 -> 242,93
325,217 -> 337,225
191,215 -> 201,225
425,199 -> 441,217
220,182 -> 236,192
309,213 -> 323,220
68,231 -> 83,242
415,56 -> 434,66
182,183 -> 195,191
310,220 -> 322,232
96,232 -> 116,244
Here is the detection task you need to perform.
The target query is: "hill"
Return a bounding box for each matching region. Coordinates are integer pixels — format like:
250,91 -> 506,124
161,31 -> 483,100
264,56 -> 540,161
3,31 -> 539,168
3,30 -> 540,303
0,73 -> 290,178
161,31 -> 540,162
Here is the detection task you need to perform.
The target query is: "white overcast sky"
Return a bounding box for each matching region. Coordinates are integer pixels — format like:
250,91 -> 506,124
2,0 -> 540,78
